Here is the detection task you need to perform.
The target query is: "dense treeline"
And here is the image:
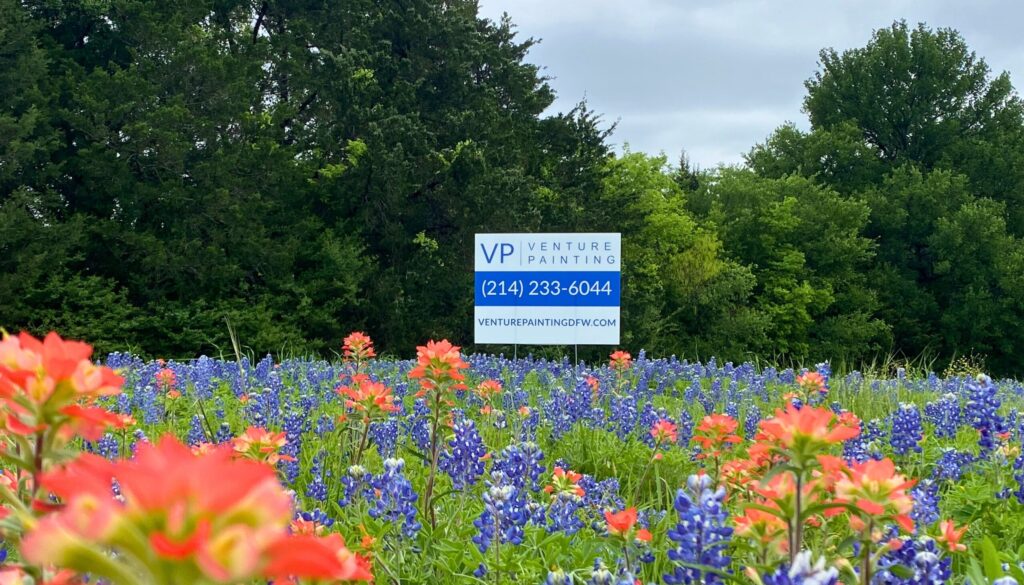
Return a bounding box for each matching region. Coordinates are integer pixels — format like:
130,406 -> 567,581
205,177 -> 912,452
1,2 -> 1022,373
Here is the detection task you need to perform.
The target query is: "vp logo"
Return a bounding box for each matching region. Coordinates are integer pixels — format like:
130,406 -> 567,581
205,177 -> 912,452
480,242 -> 514,264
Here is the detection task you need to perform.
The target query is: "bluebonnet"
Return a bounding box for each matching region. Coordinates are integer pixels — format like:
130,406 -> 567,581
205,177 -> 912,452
526,500 -> 547,526
677,410 -> 694,447
305,452 -> 328,502
86,433 -> 120,460
280,412 -> 306,486
816,362 -> 832,386
664,474 -> 732,584
493,410 -> 507,429
339,465 -> 373,507
215,422 -> 233,444
186,415 -> 208,445
519,406 -> 540,442
639,402 -> 660,446
1013,451 -> 1024,504
760,551 -> 839,585
545,381 -> 593,439
580,476 -> 624,523
189,356 -> 219,399
133,386 -> 163,425
994,578 -> 1020,585
608,395 -> 638,440
472,471 -> 528,553
910,480 -> 940,529
724,401 -> 739,421
966,374 -> 1007,455
405,399 -> 432,452
891,404 -> 923,456
924,393 -> 961,439
368,458 -> 421,538
439,411 -> 487,490
493,442 -> 545,492
844,419 -> 884,463
131,428 -> 149,454
586,559 -> 617,585
370,418 -> 399,459
316,414 -> 336,434
873,537 -> 951,584
744,405 -> 761,439
700,380 -> 719,415
547,492 -> 585,535
684,379 -> 701,403
934,449 -> 973,483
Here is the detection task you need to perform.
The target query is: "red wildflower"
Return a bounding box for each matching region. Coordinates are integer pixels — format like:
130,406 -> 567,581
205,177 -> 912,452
936,520 -> 968,553
692,414 -> 742,459
0,332 -> 124,440
337,376 -> 398,422
232,427 -> 295,465
650,419 -> 678,444
752,405 -> 859,467
342,332 -> 376,363
544,467 -> 585,499
609,350 -> 632,371
23,435 -> 311,583
604,507 -> 641,539
475,379 -> 502,400
408,340 -> 468,395
155,368 -> 177,391
263,533 -> 373,582
733,507 -> 788,554
833,457 -> 916,534
796,371 -> 827,394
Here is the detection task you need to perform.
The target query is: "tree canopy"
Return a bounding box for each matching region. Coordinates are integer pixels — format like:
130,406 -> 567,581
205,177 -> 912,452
2,6 -> 1022,374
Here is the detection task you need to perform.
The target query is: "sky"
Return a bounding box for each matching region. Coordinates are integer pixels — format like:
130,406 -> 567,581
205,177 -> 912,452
476,0 -> 1024,169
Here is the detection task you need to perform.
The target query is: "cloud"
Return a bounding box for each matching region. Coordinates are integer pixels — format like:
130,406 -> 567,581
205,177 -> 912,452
479,0 -> 1024,167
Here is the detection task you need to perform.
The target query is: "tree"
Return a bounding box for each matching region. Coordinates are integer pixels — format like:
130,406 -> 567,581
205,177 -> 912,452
688,169 -> 889,362
803,21 -> 1024,233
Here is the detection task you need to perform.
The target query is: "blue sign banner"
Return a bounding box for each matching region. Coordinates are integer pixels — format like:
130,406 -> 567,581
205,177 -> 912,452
474,271 -> 621,307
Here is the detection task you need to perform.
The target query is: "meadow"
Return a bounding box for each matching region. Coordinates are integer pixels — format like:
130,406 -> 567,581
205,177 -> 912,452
2,331 -> 1024,585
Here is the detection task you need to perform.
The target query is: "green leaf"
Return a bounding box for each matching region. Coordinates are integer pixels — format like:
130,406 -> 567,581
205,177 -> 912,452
889,564 -> 915,580
982,537 -> 1003,582
967,557 -> 989,585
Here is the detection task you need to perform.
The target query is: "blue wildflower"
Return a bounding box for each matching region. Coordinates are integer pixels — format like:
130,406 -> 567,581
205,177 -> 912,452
370,418 -> 399,459
891,404 -> 923,456
664,474 -> 732,584
934,449 -> 972,483
874,536 -> 951,584
547,492 -> 585,535
910,480 -> 940,529
339,464 -> 373,507
439,411 -> 487,490
924,393 -> 961,439
966,374 -> 1007,456
368,458 -> 421,538
472,471 -> 528,553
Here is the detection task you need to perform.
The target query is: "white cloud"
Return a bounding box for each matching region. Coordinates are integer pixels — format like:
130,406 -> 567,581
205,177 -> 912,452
479,0 -> 1024,168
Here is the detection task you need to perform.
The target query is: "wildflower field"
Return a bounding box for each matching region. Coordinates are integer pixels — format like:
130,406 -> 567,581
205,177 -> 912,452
2,331 -> 1024,585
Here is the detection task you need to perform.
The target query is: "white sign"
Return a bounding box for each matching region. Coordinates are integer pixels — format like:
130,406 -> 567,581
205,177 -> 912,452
474,233 -> 621,345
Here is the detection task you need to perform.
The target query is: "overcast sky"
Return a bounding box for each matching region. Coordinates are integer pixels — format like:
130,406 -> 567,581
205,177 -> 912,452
476,0 -> 1024,169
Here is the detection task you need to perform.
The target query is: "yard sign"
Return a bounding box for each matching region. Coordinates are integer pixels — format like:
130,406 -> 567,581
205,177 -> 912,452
474,233 -> 621,345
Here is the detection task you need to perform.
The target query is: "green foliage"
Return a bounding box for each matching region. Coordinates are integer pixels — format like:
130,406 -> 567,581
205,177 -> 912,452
688,169 -> 889,363
747,21 -> 1024,374
2,6 -> 1024,374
